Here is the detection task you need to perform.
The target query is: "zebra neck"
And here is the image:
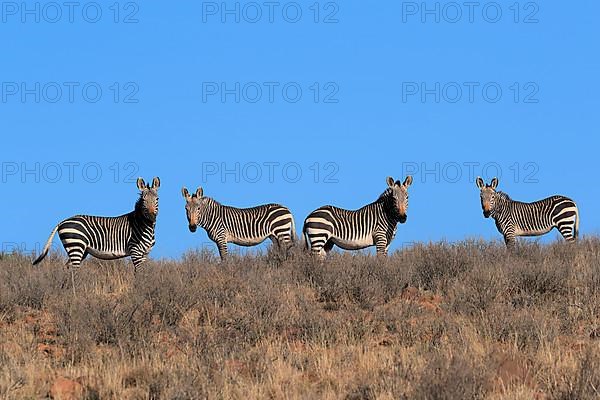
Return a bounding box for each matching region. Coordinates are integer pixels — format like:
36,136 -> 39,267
197,197 -> 221,228
131,207 -> 156,227
132,211 -> 155,227
374,192 -> 402,223
133,196 -> 156,225
491,192 -> 511,218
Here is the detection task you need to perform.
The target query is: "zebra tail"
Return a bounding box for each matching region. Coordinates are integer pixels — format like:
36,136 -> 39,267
32,225 -> 59,265
290,214 -> 298,243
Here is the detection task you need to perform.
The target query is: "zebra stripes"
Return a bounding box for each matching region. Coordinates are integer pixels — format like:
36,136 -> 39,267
476,177 -> 579,247
28,174 -> 582,279
32,177 -> 160,272
303,176 -> 412,258
182,186 -> 296,260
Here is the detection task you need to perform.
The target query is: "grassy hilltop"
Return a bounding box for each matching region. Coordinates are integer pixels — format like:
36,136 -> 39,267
1,239 -> 600,399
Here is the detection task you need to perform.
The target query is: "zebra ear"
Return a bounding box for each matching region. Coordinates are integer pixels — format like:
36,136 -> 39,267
151,177 -> 161,189
490,177 -> 499,190
137,177 -> 146,191
403,176 -> 413,188
196,187 -> 204,198
386,176 -> 395,187
476,176 -> 485,190
182,187 -> 190,200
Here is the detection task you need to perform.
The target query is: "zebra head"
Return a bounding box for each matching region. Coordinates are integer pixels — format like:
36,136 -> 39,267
136,177 -> 160,221
476,176 -> 498,218
182,186 -> 205,232
386,176 -> 412,223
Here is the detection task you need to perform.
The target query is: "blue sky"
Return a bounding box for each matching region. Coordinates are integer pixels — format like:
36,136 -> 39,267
1,1 -> 599,258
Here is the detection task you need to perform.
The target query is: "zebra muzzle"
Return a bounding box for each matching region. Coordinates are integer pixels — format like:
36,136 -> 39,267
189,225 -> 197,232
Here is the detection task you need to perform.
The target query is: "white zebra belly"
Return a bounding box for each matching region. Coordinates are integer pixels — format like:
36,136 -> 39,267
514,226 -> 552,237
331,235 -> 374,250
87,247 -> 128,260
227,233 -> 267,247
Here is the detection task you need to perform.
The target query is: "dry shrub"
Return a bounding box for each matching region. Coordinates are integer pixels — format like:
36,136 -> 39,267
549,349 -> 600,399
482,305 -> 560,350
507,255 -> 570,307
449,265 -> 506,315
0,239 -> 599,399
413,351 -> 489,400
308,254 -> 408,310
408,242 -> 475,292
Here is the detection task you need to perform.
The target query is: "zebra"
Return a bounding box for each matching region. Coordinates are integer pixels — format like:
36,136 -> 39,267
32,177 -> 160,281
182,186 -> 296,260
303,176 -> 413,258
476,176 -> 579,247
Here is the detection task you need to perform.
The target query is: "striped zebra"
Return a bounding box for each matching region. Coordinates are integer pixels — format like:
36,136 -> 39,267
182,186 -> 296,260
476,176 -> 579,247
32,177 -> 160,276
303,176 -> 413,258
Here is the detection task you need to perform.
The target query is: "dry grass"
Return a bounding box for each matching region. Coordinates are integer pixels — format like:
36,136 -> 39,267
1,239 -> 600,399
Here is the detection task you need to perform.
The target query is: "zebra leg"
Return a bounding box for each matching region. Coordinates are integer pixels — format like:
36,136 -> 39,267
62,246 -> 86,296
309,242 -> 324,258
310,241 -> 330,260
269,235 -> 281,250
321,241 -> 334,259
269,235 -> 286,259
64,244 -> 86,268
273,233 -> 294,258
504,235 -> 516,250
280,233 -> 294,249
308,235 -> 331,259
128,244 -> 148,274
556,222 -> 577,242
58,224 -> 88,262
375,236 -> 388,257
130,254 -> 147,275
311,247 -> 326,260
216,240 -> 228,261
63,260 -> 82,296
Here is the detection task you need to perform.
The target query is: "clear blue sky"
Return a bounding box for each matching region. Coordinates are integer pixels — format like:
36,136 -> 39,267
1,1 -> 599,258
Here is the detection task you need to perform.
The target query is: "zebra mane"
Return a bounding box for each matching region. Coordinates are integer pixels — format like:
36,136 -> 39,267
134,194 -> 144,212
495,191 -> 511,200
376,187 -> 393,202
194,195 -> 220,205
133,194 -> 153,219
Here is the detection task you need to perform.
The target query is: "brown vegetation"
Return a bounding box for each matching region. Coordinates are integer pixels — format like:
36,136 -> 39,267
1,239 -> 600,399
